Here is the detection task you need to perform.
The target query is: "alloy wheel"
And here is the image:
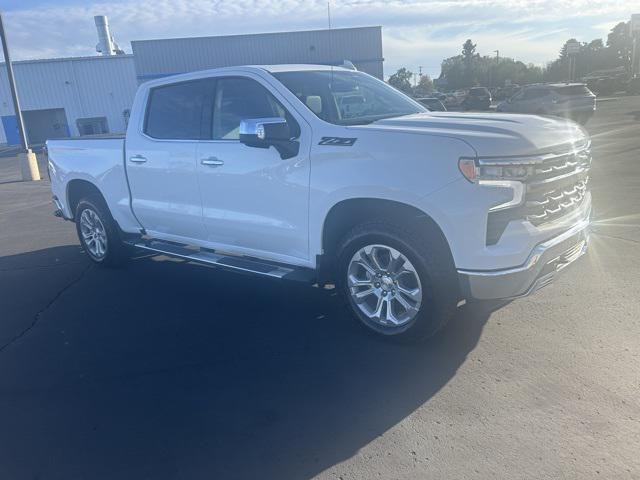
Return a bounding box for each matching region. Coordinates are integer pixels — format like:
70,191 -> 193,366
347,244 -> 423,328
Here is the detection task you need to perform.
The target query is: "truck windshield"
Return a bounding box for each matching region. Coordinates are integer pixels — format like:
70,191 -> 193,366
272,70 -> 426,125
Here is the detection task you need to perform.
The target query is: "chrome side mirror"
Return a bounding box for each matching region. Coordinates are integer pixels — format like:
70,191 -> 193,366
239,117 -> 299,159
239,117 -> 289,144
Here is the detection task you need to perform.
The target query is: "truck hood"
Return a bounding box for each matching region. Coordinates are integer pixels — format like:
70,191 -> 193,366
359,112 -> 588,156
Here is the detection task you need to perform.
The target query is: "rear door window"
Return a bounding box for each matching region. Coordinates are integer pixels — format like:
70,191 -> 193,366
144,79 -> 211,140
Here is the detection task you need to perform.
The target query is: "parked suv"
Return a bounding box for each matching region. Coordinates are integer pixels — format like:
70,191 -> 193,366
497,83 -> 596,124
462,87 -> 492,110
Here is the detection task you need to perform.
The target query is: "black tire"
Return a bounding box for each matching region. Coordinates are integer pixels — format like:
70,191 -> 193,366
336,220 -> 459,341
75,197 -> 130,267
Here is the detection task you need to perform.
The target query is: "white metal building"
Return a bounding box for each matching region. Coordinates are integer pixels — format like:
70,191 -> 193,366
0,21 -> 384,146
0,54 -> 137,145
132,26 -> 384,83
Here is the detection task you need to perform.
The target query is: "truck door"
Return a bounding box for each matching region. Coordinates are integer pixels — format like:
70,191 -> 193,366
125,78 -> 211,242
196,75 -> 311,264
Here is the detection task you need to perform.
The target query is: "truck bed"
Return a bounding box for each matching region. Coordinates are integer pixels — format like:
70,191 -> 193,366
47,136 -> 132,229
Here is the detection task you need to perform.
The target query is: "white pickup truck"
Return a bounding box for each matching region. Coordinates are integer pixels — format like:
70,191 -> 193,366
47,64 -> 591,340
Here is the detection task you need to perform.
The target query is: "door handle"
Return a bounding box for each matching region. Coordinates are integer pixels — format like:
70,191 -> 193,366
201,157 -> 224,166
129,155 -> 147,163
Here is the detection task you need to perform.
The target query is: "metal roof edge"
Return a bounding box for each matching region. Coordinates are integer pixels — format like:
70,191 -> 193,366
131,25 -> 382,45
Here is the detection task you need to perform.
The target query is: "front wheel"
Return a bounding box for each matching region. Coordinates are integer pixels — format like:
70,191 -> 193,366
75,198 -> 130,267
336,221 -> 459,341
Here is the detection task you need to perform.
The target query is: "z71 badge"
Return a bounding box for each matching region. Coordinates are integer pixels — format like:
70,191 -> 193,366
318,137 -> 357,146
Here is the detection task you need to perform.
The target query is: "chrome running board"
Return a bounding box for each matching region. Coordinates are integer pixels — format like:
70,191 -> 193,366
129,239 -> 316,283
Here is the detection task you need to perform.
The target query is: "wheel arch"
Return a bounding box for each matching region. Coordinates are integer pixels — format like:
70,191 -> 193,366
319,197 -> 454,280
66,179 -> 109,221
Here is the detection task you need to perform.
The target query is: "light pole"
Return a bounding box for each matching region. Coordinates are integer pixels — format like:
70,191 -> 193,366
0,11 -> 40,181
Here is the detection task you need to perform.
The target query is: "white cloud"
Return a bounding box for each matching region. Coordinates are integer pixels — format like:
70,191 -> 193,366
2,0 -> 635,78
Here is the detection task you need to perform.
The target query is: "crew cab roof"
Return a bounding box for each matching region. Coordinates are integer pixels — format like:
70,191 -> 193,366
256,64 -> 353,74
140,64 -> 356,88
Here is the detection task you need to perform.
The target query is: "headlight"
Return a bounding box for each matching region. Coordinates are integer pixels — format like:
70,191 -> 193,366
458,158 -> 535,183
458,157 -> 536,211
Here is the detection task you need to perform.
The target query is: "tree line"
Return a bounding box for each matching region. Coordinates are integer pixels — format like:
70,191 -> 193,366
388,19 -> 636,94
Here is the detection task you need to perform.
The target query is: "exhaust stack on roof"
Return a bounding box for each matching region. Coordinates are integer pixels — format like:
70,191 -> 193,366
94,15 -> 122,56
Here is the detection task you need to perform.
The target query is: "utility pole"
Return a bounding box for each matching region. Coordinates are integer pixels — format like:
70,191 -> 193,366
0,12 -> 40,181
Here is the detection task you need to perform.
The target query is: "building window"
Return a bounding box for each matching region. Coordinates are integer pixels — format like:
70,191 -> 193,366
77,117 -> 109,136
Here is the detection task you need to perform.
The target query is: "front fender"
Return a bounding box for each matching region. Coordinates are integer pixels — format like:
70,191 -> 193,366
309,130 -> 477,263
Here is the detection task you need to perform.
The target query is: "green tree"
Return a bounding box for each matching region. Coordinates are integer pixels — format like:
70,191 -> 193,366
438,41 -> 543,91
414,74 -> 434,95
388,67 -> 414,94
462,39 -> 477,61
438,55 -> 465,90
607,21 -> 633,73
543,22 -> 634,82
461,39 -> 478,81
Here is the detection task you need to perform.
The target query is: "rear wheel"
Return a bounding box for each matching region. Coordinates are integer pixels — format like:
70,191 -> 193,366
75,198 -> 130,267
336,220 -> 458,341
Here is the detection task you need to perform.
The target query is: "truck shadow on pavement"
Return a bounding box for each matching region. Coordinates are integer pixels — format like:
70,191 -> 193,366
0,245 -> 504,480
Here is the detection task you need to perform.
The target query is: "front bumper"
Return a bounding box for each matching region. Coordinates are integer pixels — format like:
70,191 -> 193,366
458,217 -> 590,300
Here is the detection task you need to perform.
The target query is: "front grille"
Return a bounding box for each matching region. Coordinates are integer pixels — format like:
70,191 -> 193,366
524,147 -> 591,226
525,177 -> 589,225
486,145 -> 591,245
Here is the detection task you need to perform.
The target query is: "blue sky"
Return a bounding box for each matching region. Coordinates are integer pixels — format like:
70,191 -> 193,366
2,0 -> 637,78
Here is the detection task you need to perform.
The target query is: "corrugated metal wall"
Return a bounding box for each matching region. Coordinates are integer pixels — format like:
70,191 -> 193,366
0,27 -> 383,145
0,55 -> 137,144
132,26 -> 384,82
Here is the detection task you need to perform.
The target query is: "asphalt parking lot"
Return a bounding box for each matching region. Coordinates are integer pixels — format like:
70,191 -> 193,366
1,98 -> 639,480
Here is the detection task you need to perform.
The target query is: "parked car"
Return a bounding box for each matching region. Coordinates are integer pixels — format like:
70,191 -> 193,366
444,90 -> 466,109
496,83 -> 596,124
462,87 -> 492,110
47,65 -> 592,341
493,84 -> 521,101
416,97 -> 447,111
430,91 -> 447,101
338,94 -> 367,118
